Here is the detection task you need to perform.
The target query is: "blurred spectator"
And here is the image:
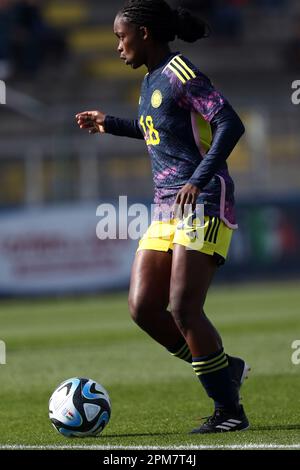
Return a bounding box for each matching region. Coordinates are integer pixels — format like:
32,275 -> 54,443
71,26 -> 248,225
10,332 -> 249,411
0,0 -> 14,79
210,0 -> 246,40
174,0 -> 248,40
11,0 -> 67,78
283,14 -> 300,72
174,0 -> 214,17
254,0 -> 287,8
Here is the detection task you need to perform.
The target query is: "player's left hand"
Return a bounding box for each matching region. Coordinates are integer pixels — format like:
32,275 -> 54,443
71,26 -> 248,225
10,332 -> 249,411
174,183 -> 201,218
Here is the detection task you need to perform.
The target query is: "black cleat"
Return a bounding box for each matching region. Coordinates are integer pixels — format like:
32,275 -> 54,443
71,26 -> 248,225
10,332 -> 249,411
227,355 -> 251,398
190,405 -> 250,434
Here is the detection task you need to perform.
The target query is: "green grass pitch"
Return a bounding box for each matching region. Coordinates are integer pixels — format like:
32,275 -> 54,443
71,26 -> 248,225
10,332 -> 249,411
1,281 -> 300,449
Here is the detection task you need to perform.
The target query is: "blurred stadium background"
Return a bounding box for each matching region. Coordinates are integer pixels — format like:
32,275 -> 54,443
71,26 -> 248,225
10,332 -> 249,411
1,0 -> 300,295
1,0 -> 300,450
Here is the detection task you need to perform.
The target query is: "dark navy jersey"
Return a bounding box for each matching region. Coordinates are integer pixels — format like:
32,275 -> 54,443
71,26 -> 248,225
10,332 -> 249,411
105,53 -> 245,227
137,53 -> 239,226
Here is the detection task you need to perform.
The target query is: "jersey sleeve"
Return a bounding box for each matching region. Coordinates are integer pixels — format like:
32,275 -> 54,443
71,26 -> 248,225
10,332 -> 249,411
104,116 -> 144,140
182,74 -> 227,122
164,59 -> 244,190
188,105 -> 245,189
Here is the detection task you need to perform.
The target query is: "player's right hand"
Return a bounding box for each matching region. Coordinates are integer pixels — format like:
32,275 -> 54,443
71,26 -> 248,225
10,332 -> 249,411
75,111 -> 106,134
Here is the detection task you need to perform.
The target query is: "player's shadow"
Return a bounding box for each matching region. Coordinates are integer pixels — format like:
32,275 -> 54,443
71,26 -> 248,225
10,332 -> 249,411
101,424 -> 300,438
250,424 -> 300,432
92,424 -> 300,439
100,431 -> 182,438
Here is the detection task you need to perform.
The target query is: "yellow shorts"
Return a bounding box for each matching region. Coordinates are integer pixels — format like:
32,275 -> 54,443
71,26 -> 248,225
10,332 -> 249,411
137,216 -> 233,265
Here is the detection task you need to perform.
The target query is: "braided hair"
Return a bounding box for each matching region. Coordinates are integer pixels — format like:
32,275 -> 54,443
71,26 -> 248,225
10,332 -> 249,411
119,0 -> 209,43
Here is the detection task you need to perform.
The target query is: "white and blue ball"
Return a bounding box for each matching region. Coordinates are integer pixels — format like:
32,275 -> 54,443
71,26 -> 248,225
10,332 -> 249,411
49,377 -> 111,437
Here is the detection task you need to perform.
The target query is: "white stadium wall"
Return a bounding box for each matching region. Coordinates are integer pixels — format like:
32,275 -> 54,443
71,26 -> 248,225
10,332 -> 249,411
0,204 -> 137,295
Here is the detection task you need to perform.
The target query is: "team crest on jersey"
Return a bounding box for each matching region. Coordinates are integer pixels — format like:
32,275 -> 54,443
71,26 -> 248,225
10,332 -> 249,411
151,90 -> 163,108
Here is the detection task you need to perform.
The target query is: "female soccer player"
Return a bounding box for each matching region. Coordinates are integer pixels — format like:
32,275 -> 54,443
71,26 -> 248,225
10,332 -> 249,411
76,0 -> 250,433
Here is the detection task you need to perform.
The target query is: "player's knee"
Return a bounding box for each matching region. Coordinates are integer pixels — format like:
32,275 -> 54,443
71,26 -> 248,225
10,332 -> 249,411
171,307 -> 191,333
128,295 -> 148,327
170,293 -> 205,333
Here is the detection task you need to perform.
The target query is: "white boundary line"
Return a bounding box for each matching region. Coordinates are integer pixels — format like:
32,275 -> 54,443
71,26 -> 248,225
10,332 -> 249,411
0,444 -> 300,450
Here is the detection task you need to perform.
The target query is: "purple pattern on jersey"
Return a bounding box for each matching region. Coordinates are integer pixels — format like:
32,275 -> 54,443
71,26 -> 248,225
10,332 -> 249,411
224,200 -> 236,227
216,170 -> 237,229
154,166 -> 178,182
165,67 -> 226,122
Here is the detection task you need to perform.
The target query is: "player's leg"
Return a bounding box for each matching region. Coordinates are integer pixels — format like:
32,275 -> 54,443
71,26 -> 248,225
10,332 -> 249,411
170,247 -> 220,356
128,249 -> 191,361
128,246 -> 249,379
170,245 -> 249,433
172,215 -> 250,395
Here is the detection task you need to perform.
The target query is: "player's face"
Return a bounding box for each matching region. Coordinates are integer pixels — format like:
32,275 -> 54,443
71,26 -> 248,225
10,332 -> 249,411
114,15 -> 147,69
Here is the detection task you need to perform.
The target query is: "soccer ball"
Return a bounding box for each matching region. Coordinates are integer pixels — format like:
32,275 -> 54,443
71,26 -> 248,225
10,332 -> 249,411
49,377 -> 111,437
